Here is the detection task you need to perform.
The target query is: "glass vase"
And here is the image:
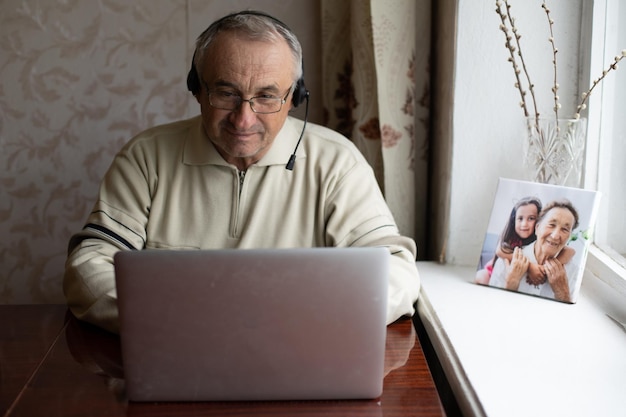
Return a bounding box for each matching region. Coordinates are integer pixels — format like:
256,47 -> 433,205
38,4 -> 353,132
523,117 -> 587,187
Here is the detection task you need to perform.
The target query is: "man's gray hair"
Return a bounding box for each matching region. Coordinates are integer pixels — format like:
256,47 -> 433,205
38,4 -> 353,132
193,12 -> 303,85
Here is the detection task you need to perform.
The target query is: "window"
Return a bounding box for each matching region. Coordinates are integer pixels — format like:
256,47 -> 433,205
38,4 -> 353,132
583,0 -> 626,286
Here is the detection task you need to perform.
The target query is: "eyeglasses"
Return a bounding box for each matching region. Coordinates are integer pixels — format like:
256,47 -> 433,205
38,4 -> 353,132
207,89 -> 291,114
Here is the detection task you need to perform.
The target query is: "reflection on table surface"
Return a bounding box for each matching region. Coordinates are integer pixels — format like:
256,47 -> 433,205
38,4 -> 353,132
2,305 -> 445,417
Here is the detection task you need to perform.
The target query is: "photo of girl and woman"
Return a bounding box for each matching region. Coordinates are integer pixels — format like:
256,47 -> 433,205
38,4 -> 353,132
476,178 -> 601,303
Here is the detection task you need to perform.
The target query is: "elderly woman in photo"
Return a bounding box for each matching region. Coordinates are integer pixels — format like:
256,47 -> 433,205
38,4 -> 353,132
489,199 -> 580,302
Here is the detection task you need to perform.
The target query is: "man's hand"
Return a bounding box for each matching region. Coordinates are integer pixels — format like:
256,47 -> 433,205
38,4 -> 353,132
504,247 -> 529,291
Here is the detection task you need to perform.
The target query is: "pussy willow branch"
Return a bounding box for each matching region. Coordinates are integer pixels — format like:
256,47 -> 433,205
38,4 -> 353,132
497,1 -> 540,125
496,1 -> 529,117
511,1 -> 540,123
496,0 -> 626,124
575,51 -> 626,119
542,2 -> 560,127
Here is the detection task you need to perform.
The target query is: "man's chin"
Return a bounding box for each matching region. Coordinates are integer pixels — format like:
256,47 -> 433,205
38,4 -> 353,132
221,146 -> 268,168
228,147 -> 264,160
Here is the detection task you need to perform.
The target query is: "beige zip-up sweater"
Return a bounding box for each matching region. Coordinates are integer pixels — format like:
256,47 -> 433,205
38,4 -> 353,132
64,116 -> 420,333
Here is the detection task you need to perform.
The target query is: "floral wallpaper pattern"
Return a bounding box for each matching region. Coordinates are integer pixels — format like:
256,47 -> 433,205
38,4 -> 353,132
0,0 -> 322,304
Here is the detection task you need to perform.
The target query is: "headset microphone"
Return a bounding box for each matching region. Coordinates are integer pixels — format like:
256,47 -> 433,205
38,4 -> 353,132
285,90 -> 309,171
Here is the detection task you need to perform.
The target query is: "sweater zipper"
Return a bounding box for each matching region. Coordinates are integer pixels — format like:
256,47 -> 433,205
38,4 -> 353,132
238,170 -> 246,198
231,170 -> 246,238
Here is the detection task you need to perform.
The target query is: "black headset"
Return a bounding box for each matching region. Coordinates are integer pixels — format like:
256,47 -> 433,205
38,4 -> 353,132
186,10 -> 308,108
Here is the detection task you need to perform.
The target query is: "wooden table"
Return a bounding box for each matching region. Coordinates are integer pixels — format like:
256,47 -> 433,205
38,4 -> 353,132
1,305 -> 445,416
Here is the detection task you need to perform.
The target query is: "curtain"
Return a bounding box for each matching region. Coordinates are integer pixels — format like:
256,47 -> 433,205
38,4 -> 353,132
321,0 -> 432,258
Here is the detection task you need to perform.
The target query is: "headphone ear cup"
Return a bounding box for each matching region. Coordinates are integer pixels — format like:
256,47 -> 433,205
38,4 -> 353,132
291,77 -> 308,107
187,64 -> 201,95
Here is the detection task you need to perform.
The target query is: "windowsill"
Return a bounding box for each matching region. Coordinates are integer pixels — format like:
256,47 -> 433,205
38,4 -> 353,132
417,261 -> 626,417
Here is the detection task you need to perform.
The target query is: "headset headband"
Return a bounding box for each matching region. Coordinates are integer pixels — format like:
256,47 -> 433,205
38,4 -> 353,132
186,10 -> 308,107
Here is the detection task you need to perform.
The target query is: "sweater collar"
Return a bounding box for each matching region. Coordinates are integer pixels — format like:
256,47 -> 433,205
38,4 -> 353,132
183,116 -> 304,168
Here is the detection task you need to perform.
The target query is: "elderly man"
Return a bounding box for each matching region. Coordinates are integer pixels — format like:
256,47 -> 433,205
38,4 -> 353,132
63,11 -> 420,333
489,199 -> 580,302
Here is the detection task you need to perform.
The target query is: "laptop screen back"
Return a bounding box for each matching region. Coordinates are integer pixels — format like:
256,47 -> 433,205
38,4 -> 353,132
114,247 -> 389,402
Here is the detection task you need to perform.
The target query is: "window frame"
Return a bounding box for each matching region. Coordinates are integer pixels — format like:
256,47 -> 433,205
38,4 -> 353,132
581,0 -> 626,287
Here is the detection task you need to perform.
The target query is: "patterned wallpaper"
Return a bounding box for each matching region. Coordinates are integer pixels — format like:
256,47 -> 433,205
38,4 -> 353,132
0,0 -> 322,304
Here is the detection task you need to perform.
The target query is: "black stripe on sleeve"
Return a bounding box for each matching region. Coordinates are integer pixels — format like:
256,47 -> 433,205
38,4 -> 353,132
83,223 -> 139,251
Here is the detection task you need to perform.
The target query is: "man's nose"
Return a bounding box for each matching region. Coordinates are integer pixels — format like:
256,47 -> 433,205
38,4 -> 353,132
229,100 -> 256,128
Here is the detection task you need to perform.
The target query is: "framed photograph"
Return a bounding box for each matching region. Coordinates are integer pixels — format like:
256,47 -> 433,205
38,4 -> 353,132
475,178 -> 601,303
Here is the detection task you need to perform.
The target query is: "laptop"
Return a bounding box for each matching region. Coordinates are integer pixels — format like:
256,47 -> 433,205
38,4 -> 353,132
113,247 -> 389,402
